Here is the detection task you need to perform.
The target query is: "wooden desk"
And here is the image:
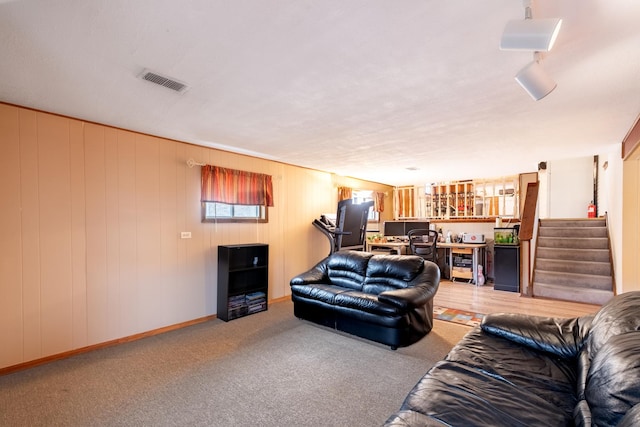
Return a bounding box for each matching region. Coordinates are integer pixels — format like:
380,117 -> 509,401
438,242 -> 487,285
365,241 -> 408,255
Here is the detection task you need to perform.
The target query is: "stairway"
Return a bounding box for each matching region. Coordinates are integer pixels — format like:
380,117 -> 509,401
532,218 -> 614,305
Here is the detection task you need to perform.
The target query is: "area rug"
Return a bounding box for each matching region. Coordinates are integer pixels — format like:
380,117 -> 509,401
434,306 -> 485,327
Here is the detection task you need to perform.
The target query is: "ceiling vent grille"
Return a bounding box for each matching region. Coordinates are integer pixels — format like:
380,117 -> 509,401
139,69 -> 189,93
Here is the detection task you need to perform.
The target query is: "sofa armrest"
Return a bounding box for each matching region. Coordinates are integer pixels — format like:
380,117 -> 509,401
290,257 -> 330,286
290,267 -> 327,286
378,284 -> 437,310
481,313 -> 593,358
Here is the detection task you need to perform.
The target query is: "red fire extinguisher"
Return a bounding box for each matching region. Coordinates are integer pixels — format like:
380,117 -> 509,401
588,201 -> 596,218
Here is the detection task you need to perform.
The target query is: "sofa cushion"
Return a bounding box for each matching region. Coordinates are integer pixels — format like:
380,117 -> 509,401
324,251 -> 373,291
481,313 -> 589,359
333,291 -> 401,317
573,399 -> 592,427
290,283 -> 351,305
588,291 -> 640,355
363,255 -> 424,294
390,327 -> 578,426
585,331 -> 640,427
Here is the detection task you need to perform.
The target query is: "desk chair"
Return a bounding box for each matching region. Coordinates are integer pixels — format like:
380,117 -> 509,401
407,229 -> 438,263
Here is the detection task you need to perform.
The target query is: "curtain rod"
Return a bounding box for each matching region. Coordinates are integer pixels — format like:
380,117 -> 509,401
186,158 -> 206,168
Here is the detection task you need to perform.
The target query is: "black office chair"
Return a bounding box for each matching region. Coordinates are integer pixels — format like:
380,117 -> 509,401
407,229 -> 438,263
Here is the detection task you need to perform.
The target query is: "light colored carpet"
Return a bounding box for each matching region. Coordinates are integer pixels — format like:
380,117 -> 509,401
0,300 -> 472,427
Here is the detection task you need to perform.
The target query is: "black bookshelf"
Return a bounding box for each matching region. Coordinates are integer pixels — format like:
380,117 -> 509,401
217,244 -> 268,321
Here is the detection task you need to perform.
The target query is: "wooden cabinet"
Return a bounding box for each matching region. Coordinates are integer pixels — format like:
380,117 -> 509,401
494,245 -> 520,292
441,243 -> 486,285
217,244 -> 268,321
450,246 -> 474,281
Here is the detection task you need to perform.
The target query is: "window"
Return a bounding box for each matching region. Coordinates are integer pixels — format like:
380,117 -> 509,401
202,202 -> 267,223
200,165 -> 273,223
352,190 -> 379,222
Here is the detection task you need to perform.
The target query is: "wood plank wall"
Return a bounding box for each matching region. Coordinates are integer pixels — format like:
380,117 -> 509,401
0,103 -> 393,369
622,144 -> 640,293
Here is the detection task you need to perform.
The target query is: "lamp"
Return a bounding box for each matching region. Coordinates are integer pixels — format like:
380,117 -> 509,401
514,59 -> 557,101
500,18 -> 563,51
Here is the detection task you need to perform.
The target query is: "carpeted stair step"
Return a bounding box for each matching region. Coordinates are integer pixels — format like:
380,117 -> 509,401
536,247 -> 610,263
537,236 -> 608,250
538,227 -> 607,238
534,269 -> 612,291
533,282 -> 614,306
533,217 -> 613,305
539,218 -> 606,228
535,259 -> 611,276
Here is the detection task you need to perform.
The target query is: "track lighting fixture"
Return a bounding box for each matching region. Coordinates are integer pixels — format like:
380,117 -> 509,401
500,18 -> 562,52
514,57 -> 557,101
501,1 -> 562,100
500,0 -> 562,52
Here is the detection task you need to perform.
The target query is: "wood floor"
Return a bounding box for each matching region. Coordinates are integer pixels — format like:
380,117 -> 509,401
435,279 -> 602,318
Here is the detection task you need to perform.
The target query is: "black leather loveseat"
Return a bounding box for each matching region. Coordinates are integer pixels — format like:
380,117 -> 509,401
290,251 -> 440,349
385,291 -> 640,427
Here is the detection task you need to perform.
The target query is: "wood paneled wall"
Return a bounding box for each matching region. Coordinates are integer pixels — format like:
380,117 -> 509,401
622,145 -> 640,292
0,103 -> 392,369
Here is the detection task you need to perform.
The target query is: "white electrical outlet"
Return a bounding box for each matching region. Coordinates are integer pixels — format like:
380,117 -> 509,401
180,231 -> 192,239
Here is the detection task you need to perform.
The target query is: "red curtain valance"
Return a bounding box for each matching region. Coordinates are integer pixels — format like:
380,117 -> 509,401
201,165 -> 274,207
338,186 -> 353,201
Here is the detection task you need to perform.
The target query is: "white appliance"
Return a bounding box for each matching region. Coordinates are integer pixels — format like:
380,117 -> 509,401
462,233 -> 485,243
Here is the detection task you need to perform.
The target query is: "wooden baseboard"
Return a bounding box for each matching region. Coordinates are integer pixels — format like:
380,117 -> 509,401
2,295 -> 293,376
0,314 -> 217,376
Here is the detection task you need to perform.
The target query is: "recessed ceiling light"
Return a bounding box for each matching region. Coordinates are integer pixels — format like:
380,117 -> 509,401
406,167 -> 420,171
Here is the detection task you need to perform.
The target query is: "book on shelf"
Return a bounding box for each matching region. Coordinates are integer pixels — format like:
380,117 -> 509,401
228,306 -> 248,317
246,291 -> 266,301
247,302 -> 267,314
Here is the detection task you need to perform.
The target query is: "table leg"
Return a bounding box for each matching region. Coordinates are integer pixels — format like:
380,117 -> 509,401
472,248 -> 478,285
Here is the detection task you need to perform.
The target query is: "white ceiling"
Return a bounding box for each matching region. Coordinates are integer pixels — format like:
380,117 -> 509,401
1,0 -> 639,186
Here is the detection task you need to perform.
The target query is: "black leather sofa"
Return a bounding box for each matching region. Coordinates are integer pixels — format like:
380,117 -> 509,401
290,251 -> 440,349
385,291 -> 640,427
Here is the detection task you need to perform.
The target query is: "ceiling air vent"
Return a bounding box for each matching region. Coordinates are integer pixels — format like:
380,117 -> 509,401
139,69 -> 189,93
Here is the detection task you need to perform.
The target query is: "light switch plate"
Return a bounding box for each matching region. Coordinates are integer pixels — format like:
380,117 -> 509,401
180,231 -> 192,239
